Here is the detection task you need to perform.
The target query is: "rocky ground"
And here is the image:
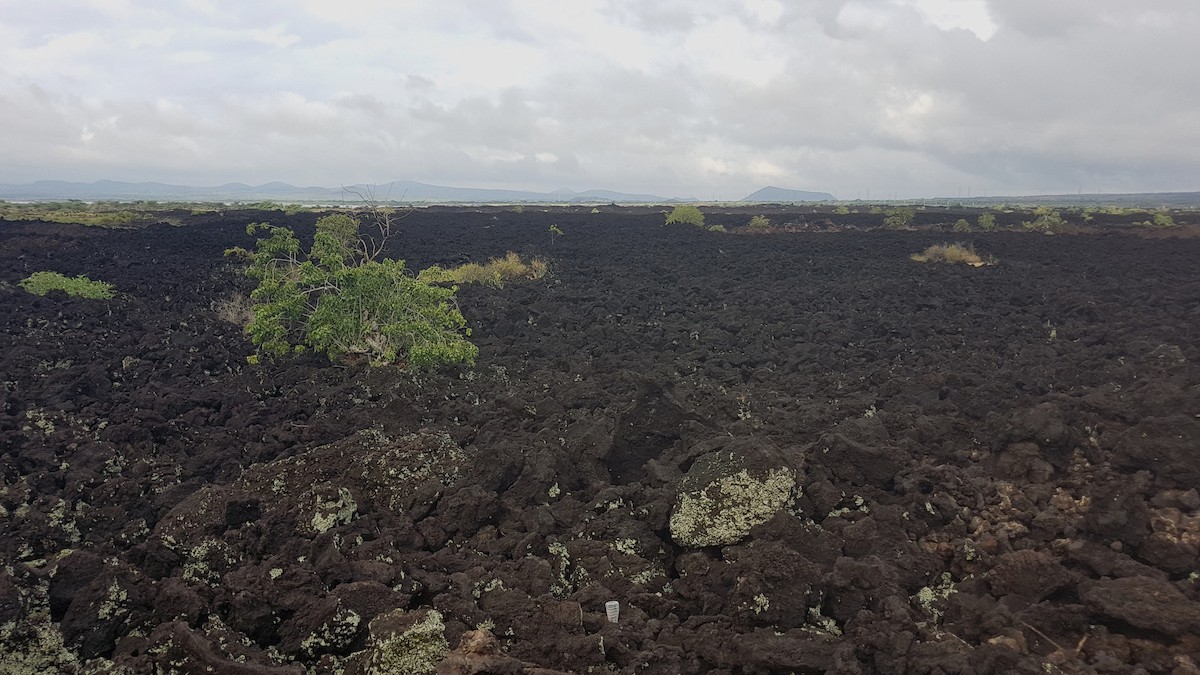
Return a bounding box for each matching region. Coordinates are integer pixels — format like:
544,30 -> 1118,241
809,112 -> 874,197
1,206 -> 1199,674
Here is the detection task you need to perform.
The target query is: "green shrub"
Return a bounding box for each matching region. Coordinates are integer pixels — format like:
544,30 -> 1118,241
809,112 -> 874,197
977,213 -> 997,231
882,208 -> 915,229
747,215 -> 771,229
20,271 -> 115,299
1151,211 -> 1178,227
665,204 -> 705,227
707,224 -> 728,233
1022,207 -> 1067,232
241,214 -> 476,368
834,206 -> 850,215
953,218 -> 971,232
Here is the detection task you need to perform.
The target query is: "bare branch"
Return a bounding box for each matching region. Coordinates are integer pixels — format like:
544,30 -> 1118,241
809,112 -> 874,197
340,183 -> 413,262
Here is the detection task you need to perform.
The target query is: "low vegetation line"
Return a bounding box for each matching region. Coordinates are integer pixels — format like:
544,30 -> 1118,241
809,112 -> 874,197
418,252 -> 548,288
19,271 -> 116,299
910,243 -> 996,266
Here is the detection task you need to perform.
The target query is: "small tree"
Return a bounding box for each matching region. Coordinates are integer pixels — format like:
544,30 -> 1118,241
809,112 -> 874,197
977,213 -> 997,231
747,215 -> 771,229
239,214 -> 477,368
666,204 -> 705,227
882,208 -> 915,229
953,218 -> 971,232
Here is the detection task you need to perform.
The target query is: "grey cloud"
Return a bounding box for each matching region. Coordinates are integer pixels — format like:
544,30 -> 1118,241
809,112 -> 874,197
985,0 -> 1102,38
2,1 -> 1199,198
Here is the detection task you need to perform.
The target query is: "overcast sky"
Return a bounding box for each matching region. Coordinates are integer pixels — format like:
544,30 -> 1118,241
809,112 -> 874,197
2,0 -> 1197,200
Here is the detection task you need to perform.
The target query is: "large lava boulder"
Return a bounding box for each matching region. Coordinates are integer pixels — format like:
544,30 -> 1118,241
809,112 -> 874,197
668,440 -> 803,548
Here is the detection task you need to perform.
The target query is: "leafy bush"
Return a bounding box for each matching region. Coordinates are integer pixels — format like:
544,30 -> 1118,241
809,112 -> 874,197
20,271 -> 115,299
242,214 -> 476,368
418,252 -> 548,288
953,219 -> 971,232
1151,211 -> 1178,227
834,206 -> 851,215
665,204 -> 705,227
1022,207 -> 1067,233
882,208 -> 915,229
706,224 -> 728,233
910,243 -> 994,266
977,213 -> 997,231
747,215 -> 771,229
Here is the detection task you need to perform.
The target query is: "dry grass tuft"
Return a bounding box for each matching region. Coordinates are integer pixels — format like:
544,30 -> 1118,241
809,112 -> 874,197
911,243 -> 996,266
419,252 -> 548,288
213,293 -> 256,326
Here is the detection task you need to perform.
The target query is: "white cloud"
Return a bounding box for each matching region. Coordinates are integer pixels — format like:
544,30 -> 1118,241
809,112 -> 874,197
906,0 -> 997,40
0,0 -> 1198,198
250,25 -> 300,48
683,16 -> 787,85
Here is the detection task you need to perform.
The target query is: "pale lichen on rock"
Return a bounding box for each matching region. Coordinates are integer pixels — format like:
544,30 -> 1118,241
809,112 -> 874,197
298,603 -> 361,658
347,608 -> 449,675
669,450 -> 797,548
311,486 -> 358,534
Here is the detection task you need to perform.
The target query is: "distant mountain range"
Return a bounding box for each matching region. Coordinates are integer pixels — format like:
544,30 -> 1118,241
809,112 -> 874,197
0,180 -> 694,204
742,186 -> 836,202
951,192 -> 1200,208
5,180 -> 1194,207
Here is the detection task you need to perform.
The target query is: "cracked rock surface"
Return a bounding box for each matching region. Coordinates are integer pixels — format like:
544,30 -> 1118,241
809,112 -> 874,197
3,207 -> 1200,673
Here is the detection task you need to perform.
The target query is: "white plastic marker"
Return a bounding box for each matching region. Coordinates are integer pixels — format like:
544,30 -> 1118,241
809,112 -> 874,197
605,600 -> 620,624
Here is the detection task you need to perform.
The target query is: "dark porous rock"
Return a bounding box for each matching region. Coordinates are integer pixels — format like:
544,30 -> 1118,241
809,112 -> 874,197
1082,476 -> 1153,548
1106,416 -> 1200,490
48,550 -> 105,621
1081,576 -> 1200,637
1061,540 -> 1169,581
343,608 -> 449,675
667,439 -> 802,548
720,540 -> 822,626
810,433 -> 903,489
720,628 -> 838,672
5,207 -> 1200,674
141,620 -> 304,674
1138,507 -> 1200,575
1149,488 -> 1200,511
56,558 -> 152,660
152,577 -> 206,627
993,442 -> 1055,483
278,594 -> 364,659
332,580 -> 411,624
1006,403 -> 1077,469
0,569 -> 22,624
984,550 -> 1074,602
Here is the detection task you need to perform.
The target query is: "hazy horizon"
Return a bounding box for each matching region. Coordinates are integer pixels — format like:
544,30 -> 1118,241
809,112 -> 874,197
3,1 -> 1199,200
